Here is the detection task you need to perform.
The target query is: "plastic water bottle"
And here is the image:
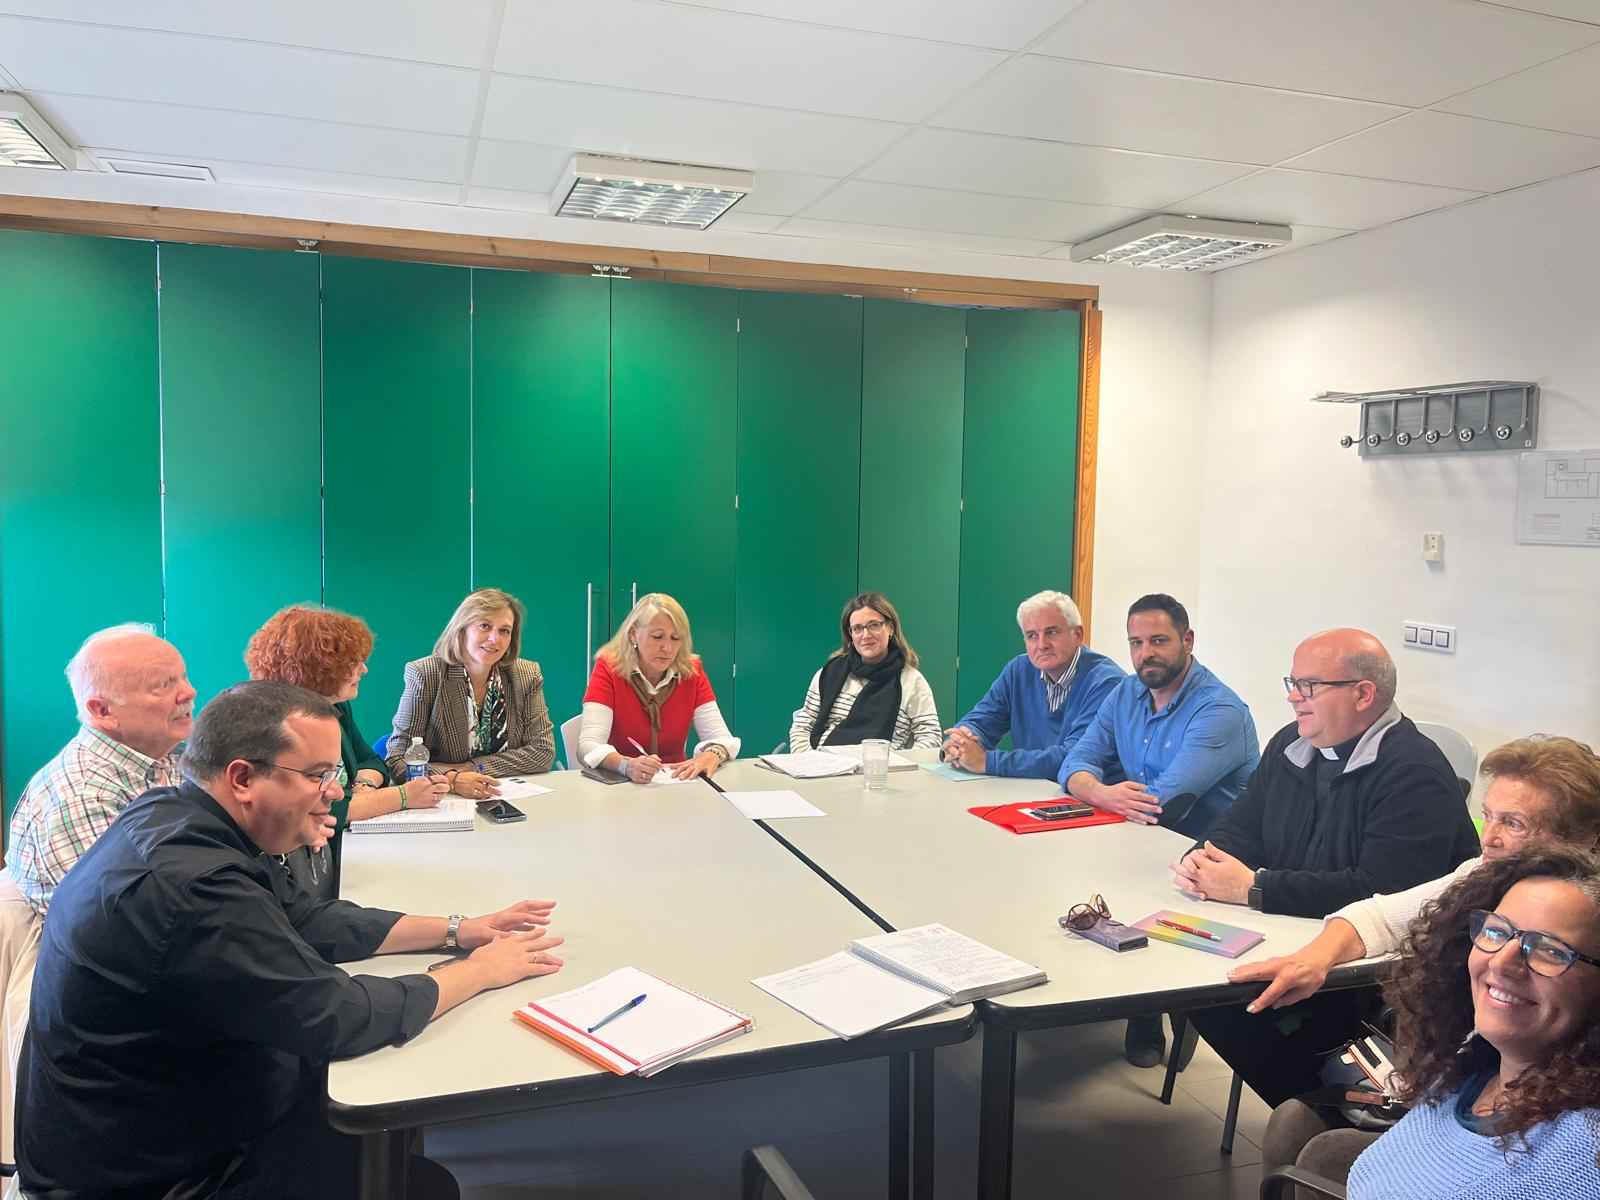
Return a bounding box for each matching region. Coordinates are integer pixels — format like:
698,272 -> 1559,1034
404,737 -> 430,781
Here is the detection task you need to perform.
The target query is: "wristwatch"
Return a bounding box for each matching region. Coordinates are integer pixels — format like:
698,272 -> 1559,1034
444,913 -> 464,951
1247,871 -> 1265,911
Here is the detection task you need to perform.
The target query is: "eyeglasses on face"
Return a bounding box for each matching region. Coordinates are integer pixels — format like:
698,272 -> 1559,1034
1468,909 -> 1600,977
1282,676 -> 1362,699
252,760 -> 342,790
1060,894 -> 1112,931
850,619 -> 889,637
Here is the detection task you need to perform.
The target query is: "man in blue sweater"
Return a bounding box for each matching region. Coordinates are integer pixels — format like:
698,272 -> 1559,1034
941,590 -> 1125,780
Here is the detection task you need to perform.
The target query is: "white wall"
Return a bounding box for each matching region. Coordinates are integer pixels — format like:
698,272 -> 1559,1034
1197,168 -> 1600,767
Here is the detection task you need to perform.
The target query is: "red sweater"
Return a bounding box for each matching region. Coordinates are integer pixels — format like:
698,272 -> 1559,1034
583,656 -> 717,763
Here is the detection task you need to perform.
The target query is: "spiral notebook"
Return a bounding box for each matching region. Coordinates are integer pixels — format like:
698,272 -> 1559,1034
346,796 -> 475,834
514,966 -> 752,1077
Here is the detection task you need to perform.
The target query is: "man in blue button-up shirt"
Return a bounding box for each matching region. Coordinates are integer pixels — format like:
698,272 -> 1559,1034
1058,592 -> 1259,1067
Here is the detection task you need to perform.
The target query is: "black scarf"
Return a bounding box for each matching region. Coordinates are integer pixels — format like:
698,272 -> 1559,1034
812,643 -> 905,747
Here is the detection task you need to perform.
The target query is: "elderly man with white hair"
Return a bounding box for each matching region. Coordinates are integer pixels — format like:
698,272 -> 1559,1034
941,590 -> 1124,780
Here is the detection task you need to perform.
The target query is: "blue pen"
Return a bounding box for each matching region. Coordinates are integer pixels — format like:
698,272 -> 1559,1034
586,993 -> 648,1033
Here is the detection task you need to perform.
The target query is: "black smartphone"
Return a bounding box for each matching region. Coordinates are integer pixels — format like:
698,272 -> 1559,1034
480,799 -> 527,824
1021,802 -> 1095,821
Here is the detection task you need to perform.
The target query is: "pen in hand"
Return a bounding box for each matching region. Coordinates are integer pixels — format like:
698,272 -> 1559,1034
587,993 -> 648,1033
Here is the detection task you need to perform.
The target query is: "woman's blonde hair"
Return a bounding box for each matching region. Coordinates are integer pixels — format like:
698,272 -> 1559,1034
832,591 -> 919,668
433,588 -> 525,668
598,593 -> 697,680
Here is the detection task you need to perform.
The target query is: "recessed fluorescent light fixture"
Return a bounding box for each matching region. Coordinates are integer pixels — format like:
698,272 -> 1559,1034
0,92 -> 78,170
551,153 -> 752,230
101,157 -> 215,182
1070,214 -> 1291,271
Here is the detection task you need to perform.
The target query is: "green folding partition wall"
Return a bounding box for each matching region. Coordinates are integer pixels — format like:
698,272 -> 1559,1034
322,257 -> 471,738
735,291 -> 864,754
158,243 -> 323,709
472,269 -> 611,742
0,231 -> 164,816
610,280 -> 739,710
858,300 -> 966,724
956,308 -> 1081,719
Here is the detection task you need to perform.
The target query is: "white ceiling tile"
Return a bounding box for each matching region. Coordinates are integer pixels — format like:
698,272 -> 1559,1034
777,218 -> 1060,257
163,158 -> 463,204
1479,1 -> 1600,22
1032,0 -> 1599,106
0,1 -> 497,68
480,75 -> 905,177
494,0 -> 1006,122
799,179 -> 1145,241
861,129 -> 1254,209
707,211 -> 788,233
936,56 -> 1403,164
1437,41 -> 1600,136
663,0 -> 1086,49
36,93 -> 469,184
740,172 -> 841,215
463,186 -> 552,213
469,139 -> 574,193
1287,109 -> 1600,192
0,16 -> 481,134
1175,168 -> 1480,229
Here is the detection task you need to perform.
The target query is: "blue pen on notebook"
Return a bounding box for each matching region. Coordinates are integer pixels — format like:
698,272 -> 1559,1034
587,993 -> 648,1033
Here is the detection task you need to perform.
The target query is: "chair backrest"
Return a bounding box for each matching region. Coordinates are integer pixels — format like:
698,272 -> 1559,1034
371,732 -> 390,762
1414,721 -> 1478,796
560,714 -> 583,772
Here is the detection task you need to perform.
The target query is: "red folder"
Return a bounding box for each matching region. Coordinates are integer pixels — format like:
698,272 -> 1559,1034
968,799 -> 1124,835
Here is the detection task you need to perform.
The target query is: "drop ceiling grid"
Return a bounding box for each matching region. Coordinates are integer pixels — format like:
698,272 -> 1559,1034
4,0 -> 1600,259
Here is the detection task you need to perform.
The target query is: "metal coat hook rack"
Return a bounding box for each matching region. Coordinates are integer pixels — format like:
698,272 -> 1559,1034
1312,380 -> 1538,458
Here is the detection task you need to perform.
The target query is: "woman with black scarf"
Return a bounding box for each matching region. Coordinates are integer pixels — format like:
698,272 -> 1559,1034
788,591 -> 943,752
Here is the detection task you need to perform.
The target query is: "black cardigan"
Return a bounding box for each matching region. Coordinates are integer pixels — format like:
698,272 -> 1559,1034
1201,712 -> 1480,918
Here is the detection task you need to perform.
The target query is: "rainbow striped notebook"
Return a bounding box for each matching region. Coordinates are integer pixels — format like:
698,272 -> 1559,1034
1131,910 -> 1265,959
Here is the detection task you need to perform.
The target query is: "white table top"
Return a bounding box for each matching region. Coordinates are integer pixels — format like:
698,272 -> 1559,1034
326,768 -> 972,1121
713,753 -> 1369,1021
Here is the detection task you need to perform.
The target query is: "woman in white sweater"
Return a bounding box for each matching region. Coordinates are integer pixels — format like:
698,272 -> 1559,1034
788,591 -> 942,752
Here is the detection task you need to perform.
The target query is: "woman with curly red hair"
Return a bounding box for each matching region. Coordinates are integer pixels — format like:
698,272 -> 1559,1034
1336,846 -> 1600,1197
245,605 -> 448,837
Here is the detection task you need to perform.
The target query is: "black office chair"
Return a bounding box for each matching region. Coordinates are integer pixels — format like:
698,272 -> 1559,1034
1259,1164 -> 1348,1199
742,1145 -> 820,1200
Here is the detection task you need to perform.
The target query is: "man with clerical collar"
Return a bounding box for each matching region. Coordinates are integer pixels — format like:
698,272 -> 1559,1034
17,680 -> 565,1199
941,590 -> 1124,780
1177,627 -> 1480,1106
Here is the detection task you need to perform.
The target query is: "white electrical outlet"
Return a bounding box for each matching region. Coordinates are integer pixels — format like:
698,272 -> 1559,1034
1403,621 -> 1456,653
1422,532 -> 1443,563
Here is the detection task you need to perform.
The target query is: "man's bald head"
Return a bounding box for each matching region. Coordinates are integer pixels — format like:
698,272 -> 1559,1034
1287,628 -> 1397,748
65,625 -> 196,759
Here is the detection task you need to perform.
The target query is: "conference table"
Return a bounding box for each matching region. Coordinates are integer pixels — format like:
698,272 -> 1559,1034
708,754 -> 1383,1200
328,769 -> 976,1200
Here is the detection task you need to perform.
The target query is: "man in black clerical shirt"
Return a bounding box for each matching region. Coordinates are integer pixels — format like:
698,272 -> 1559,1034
1172,627 -> 1478,1106
17,681 -> 566,1200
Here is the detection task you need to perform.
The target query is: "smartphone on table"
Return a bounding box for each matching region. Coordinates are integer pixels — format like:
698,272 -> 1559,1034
479,799 -> 527,824
1020,801 -> 1096,822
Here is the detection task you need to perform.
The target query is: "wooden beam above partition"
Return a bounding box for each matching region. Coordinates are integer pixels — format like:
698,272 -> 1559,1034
0,195 -> 1097,309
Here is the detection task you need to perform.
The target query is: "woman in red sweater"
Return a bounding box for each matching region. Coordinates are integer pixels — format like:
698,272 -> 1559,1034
579,593 -> 740,784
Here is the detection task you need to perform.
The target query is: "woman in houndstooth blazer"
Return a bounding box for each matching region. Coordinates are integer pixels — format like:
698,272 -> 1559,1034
385,588 -> 556,797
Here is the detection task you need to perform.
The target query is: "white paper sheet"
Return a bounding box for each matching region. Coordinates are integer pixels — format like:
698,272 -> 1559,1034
757,750 -> 861,778
497,776 -> 554,801
720,789 -> 826,820
850,923 -> 1046,1002
752,951 -> 948,1039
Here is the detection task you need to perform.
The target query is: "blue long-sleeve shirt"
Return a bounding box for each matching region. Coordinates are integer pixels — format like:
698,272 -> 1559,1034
1057,658 -> 1259,839
955,649 -> 1125,780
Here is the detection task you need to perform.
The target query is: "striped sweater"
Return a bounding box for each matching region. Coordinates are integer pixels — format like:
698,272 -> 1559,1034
788,664 -> 943,752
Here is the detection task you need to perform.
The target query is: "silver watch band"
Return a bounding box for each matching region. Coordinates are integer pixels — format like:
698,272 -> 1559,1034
445,913 -> 464,951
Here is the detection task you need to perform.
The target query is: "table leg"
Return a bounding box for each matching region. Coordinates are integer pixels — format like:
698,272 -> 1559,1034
359,1129 -> 409,1200
912,1048 -> 935,1200
976,1024 -> 1017,1200
889,1052 -> 910,1199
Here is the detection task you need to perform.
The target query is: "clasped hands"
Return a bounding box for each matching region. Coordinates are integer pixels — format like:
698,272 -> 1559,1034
1171,841 -> 1255,904
940,726 -> 987,773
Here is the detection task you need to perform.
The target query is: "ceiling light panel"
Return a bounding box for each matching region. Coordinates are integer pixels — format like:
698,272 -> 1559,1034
551,154 -> 753,229
1071,214 -> 1291,271
0,93 -> 76,169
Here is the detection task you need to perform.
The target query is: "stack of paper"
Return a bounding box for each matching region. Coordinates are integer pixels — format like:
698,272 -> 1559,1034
347,796 -> 475,834
757,750 -> 861,778
850,924 -> 1047,1004
514,966 -> 752,1077
818,743 -> 919,771
752,923 -> 1047,1039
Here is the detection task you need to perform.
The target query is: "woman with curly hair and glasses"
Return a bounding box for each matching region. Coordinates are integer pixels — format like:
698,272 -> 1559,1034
245,605 -> 449,897
1332,846 -> 1600,1197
